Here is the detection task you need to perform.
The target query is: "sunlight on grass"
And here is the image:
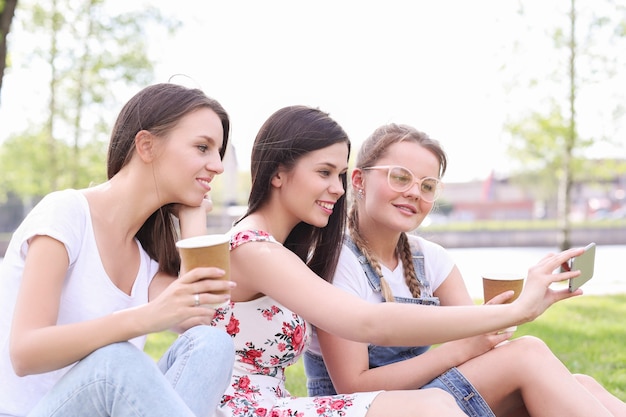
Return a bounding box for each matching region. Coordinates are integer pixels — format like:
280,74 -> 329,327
145,294 -> 626,401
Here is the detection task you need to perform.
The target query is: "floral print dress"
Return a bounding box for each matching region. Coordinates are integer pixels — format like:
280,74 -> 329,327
211,230 -> 381,417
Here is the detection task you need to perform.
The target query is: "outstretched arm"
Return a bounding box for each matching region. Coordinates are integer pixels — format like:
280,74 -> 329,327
318,263 -> 513,393
231,240 -> 584,347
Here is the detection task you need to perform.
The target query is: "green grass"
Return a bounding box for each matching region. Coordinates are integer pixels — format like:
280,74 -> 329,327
145,294 -> 626,400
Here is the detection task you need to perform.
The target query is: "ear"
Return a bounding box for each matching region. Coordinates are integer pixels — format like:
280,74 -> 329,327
270,167 -> 285,188
351,168 -> 364,192
135,130 -> 155,163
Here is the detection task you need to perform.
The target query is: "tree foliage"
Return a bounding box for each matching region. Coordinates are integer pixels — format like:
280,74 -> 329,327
0,0 -> 179,203
503,0 -> 626,248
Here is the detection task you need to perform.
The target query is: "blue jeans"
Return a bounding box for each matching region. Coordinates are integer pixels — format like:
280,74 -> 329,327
304,351 -> 494,417
422,368 -> 495,417
27,326 -> 234,417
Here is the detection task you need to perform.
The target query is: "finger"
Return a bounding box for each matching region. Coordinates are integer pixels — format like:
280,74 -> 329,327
179,266 -> 226,283
492,330 -> 514,344
194,290 -> 231,307
201,195 -> 213,213
534,248 -> 581,270
553,248 -> 584,267
484,290 -> 515,305
551,287 -> 583,301
194,278 -> 234,295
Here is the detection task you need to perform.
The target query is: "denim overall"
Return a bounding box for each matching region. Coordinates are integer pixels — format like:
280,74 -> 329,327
304,236 -> 495,417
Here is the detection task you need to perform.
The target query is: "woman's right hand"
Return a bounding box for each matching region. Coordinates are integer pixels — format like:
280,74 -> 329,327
512,247 -> 584,323
145,267 -> 233,333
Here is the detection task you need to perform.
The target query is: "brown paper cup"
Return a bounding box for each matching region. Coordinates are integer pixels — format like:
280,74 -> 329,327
482,272 -> 524,333
176,234 -> 230,308
482,272 -> 524,304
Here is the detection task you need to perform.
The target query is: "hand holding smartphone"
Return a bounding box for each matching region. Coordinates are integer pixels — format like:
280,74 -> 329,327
561,242 -> 596,292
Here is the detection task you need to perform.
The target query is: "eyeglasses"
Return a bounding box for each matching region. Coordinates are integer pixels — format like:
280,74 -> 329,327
363,165 -> 443,202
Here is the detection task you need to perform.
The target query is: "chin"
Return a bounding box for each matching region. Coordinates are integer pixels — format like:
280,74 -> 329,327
308,217 -> 331,228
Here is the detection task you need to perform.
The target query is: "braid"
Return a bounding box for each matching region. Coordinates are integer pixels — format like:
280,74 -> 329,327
398,233 -> 421,297
348,205 -> 395,302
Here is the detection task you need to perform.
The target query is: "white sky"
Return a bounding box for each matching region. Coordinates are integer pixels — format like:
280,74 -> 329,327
1,0 -> 624,183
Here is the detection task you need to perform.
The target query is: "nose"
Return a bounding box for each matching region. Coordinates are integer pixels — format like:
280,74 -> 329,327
207,153 -> 225,175
329,176 -> 345,197
403,181 -> 422,199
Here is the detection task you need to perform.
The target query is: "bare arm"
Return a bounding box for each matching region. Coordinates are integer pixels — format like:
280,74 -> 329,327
230,240 -> 584,347
148,197 -> 213,302
319,264 -> 513,392
434,265 -> 474,305
10,236 -> 229,376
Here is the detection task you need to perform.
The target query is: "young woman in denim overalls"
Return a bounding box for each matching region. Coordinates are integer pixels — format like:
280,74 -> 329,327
304,124 -> 626,417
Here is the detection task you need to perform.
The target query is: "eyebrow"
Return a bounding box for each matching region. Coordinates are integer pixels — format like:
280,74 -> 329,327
317,161 -> 348,172
198,134 -> 223,150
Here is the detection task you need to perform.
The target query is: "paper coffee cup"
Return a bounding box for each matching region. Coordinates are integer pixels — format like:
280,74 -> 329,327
482,272 -> 524,304
176,234 -> 231,308
482,272 -> 524,333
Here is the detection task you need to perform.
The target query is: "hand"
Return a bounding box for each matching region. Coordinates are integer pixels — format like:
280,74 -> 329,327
177,195 -> 213,238
143,267 -> 234,333
442,329 -> 513,366
512,247 -> 584,323
175,195 -> 213,221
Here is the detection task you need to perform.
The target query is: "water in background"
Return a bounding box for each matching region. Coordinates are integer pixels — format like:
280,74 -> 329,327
1,245 -> 624,299
450,244 -> 626,300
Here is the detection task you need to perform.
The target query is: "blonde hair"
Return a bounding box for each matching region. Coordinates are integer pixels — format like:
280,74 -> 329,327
350,124 -> 447,301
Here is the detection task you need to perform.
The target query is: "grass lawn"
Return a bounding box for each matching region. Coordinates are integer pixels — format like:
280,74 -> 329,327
145,294 -> 626,401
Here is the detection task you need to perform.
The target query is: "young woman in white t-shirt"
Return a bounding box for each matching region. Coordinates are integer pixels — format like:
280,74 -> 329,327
0,83 -> 236,417
305,123 -> 626,416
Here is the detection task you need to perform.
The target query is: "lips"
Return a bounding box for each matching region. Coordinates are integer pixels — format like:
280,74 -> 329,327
317,201 -> 335,215
197,178 -> 212,191
317,201 -> 335,210
393,203 -> 417,214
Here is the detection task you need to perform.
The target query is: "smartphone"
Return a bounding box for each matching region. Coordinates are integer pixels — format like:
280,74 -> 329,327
563,242 -> 596,292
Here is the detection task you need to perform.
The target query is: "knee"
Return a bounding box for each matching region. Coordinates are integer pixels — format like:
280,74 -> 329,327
508,335 -> 552,358
181,325 -> 235,362
77,342 -> 156,381
86,342 -> 143,365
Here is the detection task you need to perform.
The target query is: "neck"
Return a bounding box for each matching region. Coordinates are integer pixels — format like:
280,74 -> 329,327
355,218 -> 402,269
233,206 -> 298,244
84,176 -> 162,241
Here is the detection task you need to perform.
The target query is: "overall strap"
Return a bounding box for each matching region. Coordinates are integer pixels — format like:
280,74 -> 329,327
344,234 -> 435,299
343,235 -> 384,292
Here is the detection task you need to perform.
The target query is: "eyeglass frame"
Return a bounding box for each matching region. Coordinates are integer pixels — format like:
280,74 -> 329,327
362,165 -> 443,202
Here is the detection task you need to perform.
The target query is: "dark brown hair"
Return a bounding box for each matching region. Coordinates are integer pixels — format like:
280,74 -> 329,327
107,83 -> 230,276
237,105 -> 350,281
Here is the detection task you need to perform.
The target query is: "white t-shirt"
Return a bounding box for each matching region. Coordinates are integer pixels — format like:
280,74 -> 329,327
0,189 -> 159,417
308,234 -> 455,356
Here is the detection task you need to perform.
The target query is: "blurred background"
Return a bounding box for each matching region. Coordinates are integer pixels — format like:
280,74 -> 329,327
1,0 -> 625,287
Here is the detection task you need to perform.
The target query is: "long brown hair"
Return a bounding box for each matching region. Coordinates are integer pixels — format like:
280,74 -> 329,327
350,123 -> 447,300
236,105 -> 350,282
107,83 -> 230,276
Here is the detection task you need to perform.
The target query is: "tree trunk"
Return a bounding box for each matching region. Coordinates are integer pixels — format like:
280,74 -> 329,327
558,0 -> 577,251
0,0 -> 19,101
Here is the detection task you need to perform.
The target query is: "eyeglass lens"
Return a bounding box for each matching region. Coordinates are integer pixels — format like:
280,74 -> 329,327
388,166 -> 440,201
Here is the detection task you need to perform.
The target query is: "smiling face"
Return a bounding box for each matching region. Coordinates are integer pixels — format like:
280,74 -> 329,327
273,142 -> 349,229
153,107 -> 225,206
355,141 -> 441,235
